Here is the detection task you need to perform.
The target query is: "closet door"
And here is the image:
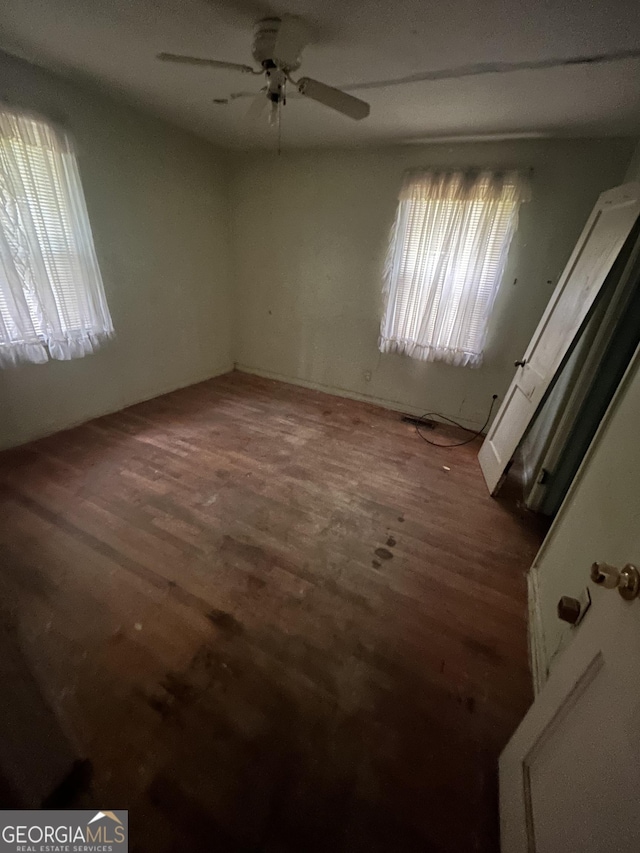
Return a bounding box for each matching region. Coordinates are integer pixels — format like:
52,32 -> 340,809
478,182 -> 640,494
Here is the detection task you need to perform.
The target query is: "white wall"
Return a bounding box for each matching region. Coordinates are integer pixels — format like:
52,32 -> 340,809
0,51 -> 233,449
230,140 -> 634,427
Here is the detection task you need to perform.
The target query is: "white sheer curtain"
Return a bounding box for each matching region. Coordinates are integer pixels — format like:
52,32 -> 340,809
0,106 -> 113,368
380,169 -> 530,367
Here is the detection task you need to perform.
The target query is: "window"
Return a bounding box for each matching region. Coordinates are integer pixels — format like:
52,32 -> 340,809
380,169 -> 529,367
0,107 -> 113,367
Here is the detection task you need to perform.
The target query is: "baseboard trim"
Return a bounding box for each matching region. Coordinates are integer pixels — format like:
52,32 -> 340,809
1,362 -> 234,451
234,363 -> 485,430
527,565 -> 548,695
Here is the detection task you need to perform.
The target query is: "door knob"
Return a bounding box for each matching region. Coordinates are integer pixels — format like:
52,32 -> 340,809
590,561 -> 640,601
590,561 -> 619,588
514,359 -> 527,368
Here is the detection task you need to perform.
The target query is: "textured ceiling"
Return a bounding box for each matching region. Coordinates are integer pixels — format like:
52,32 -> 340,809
2,0 -> 640,148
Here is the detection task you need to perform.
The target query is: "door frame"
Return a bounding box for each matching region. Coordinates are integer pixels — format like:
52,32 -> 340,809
525,227 -> 640,514
479,182 -> 640,494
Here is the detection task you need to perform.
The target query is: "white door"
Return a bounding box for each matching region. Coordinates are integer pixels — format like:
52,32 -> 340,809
478,182 -> 640,494
500,586 -> 640,852
500,346 -> 640,852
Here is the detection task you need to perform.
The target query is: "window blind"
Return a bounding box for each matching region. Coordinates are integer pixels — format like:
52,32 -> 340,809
380,169 -> 530,367
0,106 -> 113,367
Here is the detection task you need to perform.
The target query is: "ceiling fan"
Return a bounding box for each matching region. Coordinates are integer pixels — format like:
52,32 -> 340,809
158,15 -> 370,124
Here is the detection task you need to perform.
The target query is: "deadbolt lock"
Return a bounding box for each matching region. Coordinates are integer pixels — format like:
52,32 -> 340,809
590,561 -> 640,601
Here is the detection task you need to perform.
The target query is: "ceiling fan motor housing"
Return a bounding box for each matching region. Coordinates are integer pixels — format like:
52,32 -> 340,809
252,18 -> 302,71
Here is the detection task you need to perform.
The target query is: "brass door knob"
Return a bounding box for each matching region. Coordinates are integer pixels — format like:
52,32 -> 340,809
590,561 -> 620,588
590,561 -> 640,601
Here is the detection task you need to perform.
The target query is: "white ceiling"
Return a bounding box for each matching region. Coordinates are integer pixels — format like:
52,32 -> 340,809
3,0 -> 640,148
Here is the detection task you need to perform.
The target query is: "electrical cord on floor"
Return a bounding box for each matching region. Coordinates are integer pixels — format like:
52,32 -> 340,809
414,394 -> 498,448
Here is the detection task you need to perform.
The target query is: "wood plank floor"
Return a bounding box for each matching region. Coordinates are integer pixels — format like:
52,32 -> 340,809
0,372 -> 545,852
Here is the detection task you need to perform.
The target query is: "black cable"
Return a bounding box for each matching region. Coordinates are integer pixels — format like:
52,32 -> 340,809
414,394 -> 498,448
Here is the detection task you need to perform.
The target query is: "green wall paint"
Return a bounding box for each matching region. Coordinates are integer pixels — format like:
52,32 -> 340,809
0,51 -> 233,449
229,141 -> 634,427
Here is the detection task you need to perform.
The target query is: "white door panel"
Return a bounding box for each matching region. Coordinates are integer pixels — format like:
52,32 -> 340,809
479,183 -> 640,494
501,591 -> 640,853
500,346 -> 640,852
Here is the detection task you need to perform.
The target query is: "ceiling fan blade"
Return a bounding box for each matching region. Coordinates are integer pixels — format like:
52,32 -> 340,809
297,77 -> 370,120
246,93 -> 268,122
157,53 -> 256,74
272,15 -> 310,68
229,90 -> 263,101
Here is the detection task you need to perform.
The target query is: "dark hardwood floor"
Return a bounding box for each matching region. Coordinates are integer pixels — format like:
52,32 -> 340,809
0,372 -> 545,852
